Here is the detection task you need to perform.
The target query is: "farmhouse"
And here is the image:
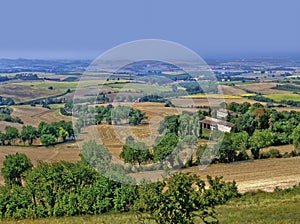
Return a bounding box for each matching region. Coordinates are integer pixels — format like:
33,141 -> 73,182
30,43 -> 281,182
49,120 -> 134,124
200,117 -> 235,133
216,108 -> 238,119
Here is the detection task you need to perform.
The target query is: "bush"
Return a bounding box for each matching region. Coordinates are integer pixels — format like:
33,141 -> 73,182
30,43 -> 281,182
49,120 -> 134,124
289,150 -> 300,157
260,152 -> 270,159
40,134 -> 56,146
134,173 -> 239,224
269,149 -> 281,158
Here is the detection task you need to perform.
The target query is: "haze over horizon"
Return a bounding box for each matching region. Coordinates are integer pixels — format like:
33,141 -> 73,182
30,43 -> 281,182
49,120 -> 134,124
0,0 -> 299,60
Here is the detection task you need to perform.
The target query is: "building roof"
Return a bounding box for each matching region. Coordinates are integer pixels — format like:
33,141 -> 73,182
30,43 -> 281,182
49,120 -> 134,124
200,117 -> 235,128
217,108 -> 238,116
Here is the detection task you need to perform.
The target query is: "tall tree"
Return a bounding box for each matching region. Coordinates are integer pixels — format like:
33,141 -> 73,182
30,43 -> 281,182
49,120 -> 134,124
291,124 -> 300,150
40,134 -> 56,146
5,126 -> 19,145
234,113 -> 258,136
0,131 -> 5,145
1,153 -> 33,187
20,126 -> 38,145
135,173 -> 238,224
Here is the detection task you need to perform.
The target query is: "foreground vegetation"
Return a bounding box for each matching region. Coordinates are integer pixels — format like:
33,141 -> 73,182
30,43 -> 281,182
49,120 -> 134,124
0,152 -> 238,223
2,184 -> 300,224
216,186 -> 300,224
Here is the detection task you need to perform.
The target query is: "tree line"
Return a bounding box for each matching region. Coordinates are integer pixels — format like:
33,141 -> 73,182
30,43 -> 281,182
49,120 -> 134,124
0,120 -> 73,146
0,107 -> 23,124
0,96 -> 15,106
209,102 -> 300,163
0,151 -> 239,223
74,104 -> 146,134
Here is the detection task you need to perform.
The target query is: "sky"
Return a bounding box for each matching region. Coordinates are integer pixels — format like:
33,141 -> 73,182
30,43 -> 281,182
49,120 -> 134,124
0,0 -> 299,59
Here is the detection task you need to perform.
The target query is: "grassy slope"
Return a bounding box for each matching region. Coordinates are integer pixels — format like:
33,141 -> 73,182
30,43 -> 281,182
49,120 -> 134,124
216,188 -> 300,224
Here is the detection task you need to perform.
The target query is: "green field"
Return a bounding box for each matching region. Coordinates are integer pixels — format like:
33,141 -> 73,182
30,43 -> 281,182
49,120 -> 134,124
264,93 -> 300,102
49,104 -> 64,110
17,80 -> 125,91
216,188 -> 300,224
18,81 -> 83,91
17,80 -> 170,95
3,187 -> 300,224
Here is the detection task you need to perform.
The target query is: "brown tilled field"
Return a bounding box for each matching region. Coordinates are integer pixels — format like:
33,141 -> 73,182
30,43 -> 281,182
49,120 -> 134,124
0,84 -> 63,103
236,82 -> 290,95
0,143 -> 80,185
127,156 -> 300,193
172,98 -> 263,108
261,144 -> 294,154
185,156 -> 300,193
11,105 -> 71,127
218,85 -> 247,95
79,102 -> 183,159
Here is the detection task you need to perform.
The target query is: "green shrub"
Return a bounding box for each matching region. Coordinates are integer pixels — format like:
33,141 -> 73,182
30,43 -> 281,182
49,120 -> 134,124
269,149 -> 282,158
260,152 -> 270,159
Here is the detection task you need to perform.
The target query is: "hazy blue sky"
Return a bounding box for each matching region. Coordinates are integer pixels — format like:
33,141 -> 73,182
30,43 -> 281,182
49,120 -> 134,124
0,0 -> 299,59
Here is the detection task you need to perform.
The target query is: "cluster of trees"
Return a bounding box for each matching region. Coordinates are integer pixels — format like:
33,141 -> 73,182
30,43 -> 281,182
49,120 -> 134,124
120,111 -> 201,166
247,95 -> 274,103
209,102 -> 300,162
59,102 -> 73,116
0,120 -> 73,146
119,101 -> 300,167
0,152 -> 239,223
280,100 -> 300,107
272,84 -> 300,92
21,89 -> 71,107
120,132 -> 179,166
179,81 -> 204,94
245,92 -> 300,108
0,107 -> 23,124
74,104 -> 146,134
0,96 -> 15,106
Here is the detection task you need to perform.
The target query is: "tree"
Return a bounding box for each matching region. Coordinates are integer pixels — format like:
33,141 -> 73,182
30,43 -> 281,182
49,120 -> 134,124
128,108 -> 146,125
58,127 -> 69,142
291,124 -> 300,150
5,126 -> 19,145
1,153 -> 33,186
120,142 -> 151,165
0,131 -> 5,145
231,132 -> 249,161
227,102 -> 239,112
217,133 -> 237,163
238,102 -> 251,114
40,134 -> 56,146
231,131 -> 249,151
20,126 -> 38,145
38,122 -> 58,138
158,115 -> 180,134
234,113 -> 258,136
135,173 -> 238,224
249,129 -> 275,159
153,132 -> 178,162
252,108 -> 271,129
